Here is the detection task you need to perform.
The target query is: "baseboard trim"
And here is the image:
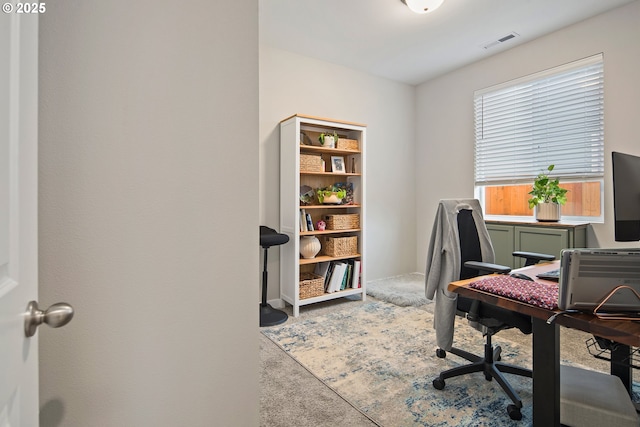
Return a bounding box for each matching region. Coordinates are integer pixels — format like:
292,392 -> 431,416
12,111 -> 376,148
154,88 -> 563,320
267,298 -> 285,309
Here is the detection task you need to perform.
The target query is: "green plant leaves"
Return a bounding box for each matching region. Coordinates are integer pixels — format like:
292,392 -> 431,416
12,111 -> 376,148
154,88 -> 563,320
318,131 -> 338,145
527,164 -> 568,208
316,186 -> 346,203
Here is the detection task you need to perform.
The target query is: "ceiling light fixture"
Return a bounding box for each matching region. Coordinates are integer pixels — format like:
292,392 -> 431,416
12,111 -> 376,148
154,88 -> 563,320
401,0 -> 445,14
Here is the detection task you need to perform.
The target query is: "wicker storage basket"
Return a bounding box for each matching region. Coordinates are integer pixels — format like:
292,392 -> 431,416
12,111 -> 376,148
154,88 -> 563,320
300,153 -> 323,172
323,236 -> 358,257
337,138 -> 359,150
324,214 -> 360,230
299,272 -> 325,299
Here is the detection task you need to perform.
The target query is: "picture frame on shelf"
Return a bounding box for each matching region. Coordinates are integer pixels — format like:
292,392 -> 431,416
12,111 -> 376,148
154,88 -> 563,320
331,156 -> 346,173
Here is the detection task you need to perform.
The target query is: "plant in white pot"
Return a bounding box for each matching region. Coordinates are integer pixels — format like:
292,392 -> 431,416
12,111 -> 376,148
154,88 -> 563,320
318,131 -> 338,149
528,164 -> 568,222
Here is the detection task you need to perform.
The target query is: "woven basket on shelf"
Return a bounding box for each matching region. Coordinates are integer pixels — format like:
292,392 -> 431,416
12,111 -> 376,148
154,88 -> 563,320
337,138 -> 359,150
323,236 -> 358,257
299,272 -> 325,299
300,153 -> 323,172
324,214 -> 360,230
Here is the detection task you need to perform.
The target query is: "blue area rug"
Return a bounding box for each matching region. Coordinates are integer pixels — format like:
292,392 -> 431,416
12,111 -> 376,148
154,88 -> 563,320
262,301 -> 537,426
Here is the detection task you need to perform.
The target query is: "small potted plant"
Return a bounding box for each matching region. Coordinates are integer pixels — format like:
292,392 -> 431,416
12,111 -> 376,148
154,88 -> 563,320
316,185 -> 346,204
528,164 -> 568,222
318,131 -> 338,148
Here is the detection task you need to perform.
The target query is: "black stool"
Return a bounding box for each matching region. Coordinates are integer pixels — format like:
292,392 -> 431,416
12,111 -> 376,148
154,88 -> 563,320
259,226 -> 289,327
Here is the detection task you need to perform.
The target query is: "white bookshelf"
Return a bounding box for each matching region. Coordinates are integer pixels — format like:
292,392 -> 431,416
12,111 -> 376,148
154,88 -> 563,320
279,114 -> 366,316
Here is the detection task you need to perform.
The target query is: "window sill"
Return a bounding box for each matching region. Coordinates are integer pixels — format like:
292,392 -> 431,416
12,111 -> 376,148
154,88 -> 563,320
484,215 -> 594,227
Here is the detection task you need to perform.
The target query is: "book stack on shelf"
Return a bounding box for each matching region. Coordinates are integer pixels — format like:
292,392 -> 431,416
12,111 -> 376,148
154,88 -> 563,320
314,260 -> 361,294
300,208 -> 315,232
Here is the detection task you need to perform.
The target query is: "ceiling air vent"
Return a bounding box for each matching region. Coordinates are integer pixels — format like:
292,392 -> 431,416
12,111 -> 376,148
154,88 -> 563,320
481,32 -> 520,50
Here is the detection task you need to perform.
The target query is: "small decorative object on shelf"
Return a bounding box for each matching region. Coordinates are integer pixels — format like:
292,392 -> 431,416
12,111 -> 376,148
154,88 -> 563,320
300,235 -> 321,259
528,164 -> 568,222
333,182 -> 354,205
318,131 -> 338,148
300,131 -> 313,146
316,220 -> 326,231
351,157 -> 356,173
300,185 -> 315,205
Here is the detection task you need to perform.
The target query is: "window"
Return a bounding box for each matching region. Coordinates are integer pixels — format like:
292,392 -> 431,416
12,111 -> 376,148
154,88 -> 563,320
474,54 -> 604,222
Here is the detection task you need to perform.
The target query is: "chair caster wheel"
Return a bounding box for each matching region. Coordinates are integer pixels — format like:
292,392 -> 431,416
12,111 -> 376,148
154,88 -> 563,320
433,377 -> 445,390
493,345 -> 502,362
485,373 -> 492,381
436,348 -> 446,358
493,345 -> 502,361
507,404 -> 522,421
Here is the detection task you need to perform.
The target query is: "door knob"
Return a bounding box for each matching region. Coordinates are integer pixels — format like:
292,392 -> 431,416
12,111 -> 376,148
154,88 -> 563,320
24,301 -> 74,337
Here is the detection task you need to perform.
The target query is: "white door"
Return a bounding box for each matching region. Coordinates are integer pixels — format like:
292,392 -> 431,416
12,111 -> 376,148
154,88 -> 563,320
0,7 -> 40,426
1,8 -> 71,427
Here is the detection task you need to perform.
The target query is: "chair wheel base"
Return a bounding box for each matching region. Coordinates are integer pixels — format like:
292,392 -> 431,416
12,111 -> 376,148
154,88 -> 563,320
507,404 -> 522,420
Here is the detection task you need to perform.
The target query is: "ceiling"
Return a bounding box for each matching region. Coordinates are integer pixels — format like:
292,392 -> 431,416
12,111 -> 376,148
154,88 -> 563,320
260,0 -> 636,85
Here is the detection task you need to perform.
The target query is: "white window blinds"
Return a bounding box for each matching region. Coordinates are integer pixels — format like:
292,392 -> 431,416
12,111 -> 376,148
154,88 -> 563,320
474,54 -> 604,185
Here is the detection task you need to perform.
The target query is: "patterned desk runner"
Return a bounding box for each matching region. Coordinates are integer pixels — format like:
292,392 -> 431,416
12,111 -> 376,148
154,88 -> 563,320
469,275 -> 559,310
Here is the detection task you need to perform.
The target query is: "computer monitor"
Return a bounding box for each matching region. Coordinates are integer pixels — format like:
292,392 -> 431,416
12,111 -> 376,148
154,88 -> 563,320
612,151 -> 640,242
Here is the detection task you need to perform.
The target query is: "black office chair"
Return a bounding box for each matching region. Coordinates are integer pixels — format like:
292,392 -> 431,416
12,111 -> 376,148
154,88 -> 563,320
259,226 -> 289,327
425,199 -> 554,421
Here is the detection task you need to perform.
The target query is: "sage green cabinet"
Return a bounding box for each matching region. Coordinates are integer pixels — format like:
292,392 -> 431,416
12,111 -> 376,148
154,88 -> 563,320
487,224 -> 515,268
486,221 -> 588,269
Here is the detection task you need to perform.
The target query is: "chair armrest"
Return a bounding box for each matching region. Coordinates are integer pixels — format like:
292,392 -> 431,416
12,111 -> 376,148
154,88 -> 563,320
512,251 -> 555,261
512,251 -> 555,267
463,261 -> 511,275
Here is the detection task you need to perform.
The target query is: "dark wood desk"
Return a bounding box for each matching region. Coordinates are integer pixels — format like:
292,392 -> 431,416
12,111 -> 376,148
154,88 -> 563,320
449,261 -> 640,427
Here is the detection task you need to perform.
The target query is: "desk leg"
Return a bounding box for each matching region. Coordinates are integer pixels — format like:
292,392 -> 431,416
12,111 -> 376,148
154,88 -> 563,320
532,318 -> 560,427
610,344 -> 633,395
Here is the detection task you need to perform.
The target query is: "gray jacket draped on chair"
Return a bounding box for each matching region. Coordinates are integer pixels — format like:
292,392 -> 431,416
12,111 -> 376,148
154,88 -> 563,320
424,199 -> 494,350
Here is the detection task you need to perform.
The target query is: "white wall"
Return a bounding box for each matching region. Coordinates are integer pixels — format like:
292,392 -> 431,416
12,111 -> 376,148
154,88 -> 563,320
260,47 -> 417,302
415,1 -> 640,270
38,1 -> 259,425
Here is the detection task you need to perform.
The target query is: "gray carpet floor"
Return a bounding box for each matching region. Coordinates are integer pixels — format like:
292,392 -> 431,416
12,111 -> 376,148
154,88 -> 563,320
260,297 -> 379,427
259,280 -> 628,426
259,332 -> 379,427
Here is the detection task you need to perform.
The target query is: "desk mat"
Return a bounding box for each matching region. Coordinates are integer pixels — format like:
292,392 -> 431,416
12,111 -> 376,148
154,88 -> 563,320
469,275 -> 559,310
